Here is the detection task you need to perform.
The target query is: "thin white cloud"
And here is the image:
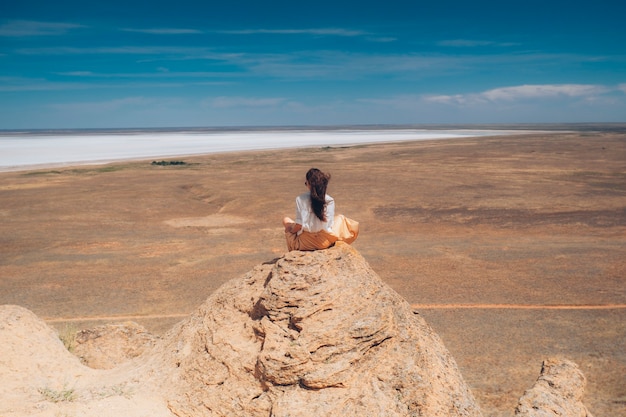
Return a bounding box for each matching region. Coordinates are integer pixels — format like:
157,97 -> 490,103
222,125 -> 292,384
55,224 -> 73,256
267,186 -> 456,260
437,39 -> 519,47
240,51 -> 454,79
0,20 -> 85,37
14,44 -> 611,81
59,71 -> 95,76
0,81 -> 95,92
121,28 -> 202,35
219,28 -> 367,37
618,84 -> 626,94
358,95 -> 426,108
0,75 -> 229,92
358,85 -> 626,123
210,51 -> 610,81
50,97 -> 157,112
16,46 -> 211,55
10,47 -> 466,81
0,76 -> 90,92
218,27 -> 396,43
423,94 -> 480,106
368,37 -> 397,43
208,96 -> 287,108
481,84 -> 609,101
422,84 -> 614,107
56,70 -> 239,79
15,46 -> 249,67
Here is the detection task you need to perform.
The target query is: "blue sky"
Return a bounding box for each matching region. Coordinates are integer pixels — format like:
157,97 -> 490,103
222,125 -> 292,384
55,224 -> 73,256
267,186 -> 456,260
1,0 -> 625,129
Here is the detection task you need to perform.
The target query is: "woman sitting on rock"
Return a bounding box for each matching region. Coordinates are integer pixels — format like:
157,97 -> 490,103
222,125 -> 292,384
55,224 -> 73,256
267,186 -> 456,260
283,168 -> 358,251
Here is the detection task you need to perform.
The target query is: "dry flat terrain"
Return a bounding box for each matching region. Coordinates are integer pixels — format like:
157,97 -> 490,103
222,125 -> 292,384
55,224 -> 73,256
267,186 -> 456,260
1,131 -> 625,416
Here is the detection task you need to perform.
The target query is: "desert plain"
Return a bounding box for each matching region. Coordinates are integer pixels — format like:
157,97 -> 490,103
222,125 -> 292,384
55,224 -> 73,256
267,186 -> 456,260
1,129 -> 625,416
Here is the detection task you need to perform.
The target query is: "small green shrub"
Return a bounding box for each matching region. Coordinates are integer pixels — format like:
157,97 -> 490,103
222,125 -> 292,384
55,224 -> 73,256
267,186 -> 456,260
22,170 -> 63,176
94,383 -> 134,399
151,160 -> 187,166
58,324 -> 78,353
38,385 -> 76,403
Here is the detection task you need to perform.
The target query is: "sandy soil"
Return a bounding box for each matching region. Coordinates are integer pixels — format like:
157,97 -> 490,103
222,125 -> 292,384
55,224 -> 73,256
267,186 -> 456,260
1,131 -> 625,416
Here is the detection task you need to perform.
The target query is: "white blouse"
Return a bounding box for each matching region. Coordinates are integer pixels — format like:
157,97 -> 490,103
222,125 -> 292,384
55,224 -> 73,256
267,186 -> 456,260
294,192 -> 335,234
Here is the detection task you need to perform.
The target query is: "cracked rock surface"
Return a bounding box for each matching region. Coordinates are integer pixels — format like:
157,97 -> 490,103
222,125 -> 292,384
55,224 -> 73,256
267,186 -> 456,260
515,358 -> 594,417
147,242 -> 482,416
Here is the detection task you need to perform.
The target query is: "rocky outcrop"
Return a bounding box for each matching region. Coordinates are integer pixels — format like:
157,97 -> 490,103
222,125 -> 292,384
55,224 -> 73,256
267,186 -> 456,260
0,305 -> 87,395
0,243 -> 596,417
515,358 -> 594,417
145,242 -> 482,416
74,322 -> 159,369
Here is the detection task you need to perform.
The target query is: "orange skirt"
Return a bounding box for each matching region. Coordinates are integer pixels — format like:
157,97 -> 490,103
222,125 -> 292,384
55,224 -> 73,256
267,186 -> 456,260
285,214 -> 359,251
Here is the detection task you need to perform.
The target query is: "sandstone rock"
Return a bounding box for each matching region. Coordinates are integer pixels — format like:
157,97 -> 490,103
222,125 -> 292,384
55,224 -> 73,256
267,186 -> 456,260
74,321 -> 159,369
515,358 -> 594,417
146,242 -> 483,417
0,305 -> 173,417
0,305 -> 92,415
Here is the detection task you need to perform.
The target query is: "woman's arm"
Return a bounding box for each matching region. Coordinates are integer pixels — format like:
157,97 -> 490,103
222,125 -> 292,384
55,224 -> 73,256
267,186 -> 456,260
283,216 -> 302,234
288,222 -> 302,234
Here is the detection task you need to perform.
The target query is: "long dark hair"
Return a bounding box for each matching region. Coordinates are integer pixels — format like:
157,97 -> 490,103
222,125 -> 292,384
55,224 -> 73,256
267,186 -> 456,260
306,168 -> 331,221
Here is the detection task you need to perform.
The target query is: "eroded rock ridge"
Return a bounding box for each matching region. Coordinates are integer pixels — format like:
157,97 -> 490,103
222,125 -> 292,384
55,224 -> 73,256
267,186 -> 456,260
149,242 -> 481,416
